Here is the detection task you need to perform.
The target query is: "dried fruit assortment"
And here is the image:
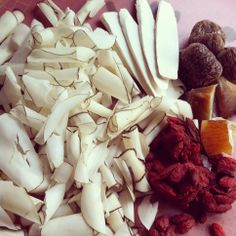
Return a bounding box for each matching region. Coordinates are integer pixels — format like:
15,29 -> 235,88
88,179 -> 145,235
146,117 -> 236,235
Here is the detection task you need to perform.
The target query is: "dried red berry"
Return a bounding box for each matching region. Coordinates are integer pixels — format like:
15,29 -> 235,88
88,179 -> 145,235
149,228 -> 160,236
210,223 -> 226,236
155,216 -> 169,233
219,176 -> 236,188
171,213 -> 195,234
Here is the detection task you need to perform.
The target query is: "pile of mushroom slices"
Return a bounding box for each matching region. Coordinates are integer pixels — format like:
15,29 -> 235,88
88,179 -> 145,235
0,0 -> 192,235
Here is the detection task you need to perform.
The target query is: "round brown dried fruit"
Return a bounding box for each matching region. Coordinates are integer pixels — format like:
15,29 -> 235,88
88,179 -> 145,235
189,20 -> 225,54
217,47 -> 236,83
179,43 -> 222,89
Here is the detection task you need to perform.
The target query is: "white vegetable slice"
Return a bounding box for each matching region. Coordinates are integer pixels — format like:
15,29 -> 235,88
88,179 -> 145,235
119,9 -> 157,96
43,183 -> 66,223
38,2 -> 59,26
0,230 -> 25,236
0,114 -> 43,192
138,196 -> 159,230
93,67 -> 131,104
81,173 -> 106,234
10,23 -> 31,50
61,7 -> 75,26
76,0 -> 105,24
41,214 -> 93,236
136,0 -> 168,92
0,10 -> 24,44
156,0 -> 179,80
119,190 -> 134,222
101,12 -> 141,80
0,36 -> 15,66
0,181 -> 41,224
0,206 -> 18,230
52,162 -> 73,184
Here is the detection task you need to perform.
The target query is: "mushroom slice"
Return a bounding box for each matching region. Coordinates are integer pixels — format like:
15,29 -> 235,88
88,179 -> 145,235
186,84 -> 217,120
136,0 -> 168,91
76,0 -> 105,25
156,0 -> 179,80
138,196 -> 159,230
119,9 -> 157,96
0,181 -> 41,224
201,119 -> 236,156
41,214 -> 93,236
0,114 -> 43,192
81,173 -> 106,234
216,77 -> 236,118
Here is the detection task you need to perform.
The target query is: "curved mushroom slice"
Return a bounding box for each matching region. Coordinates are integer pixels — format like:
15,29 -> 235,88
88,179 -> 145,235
119,9 -> 158,96
186,84 -> 217,120
156,0 -> 179,80
201,119 -> 236,156
136,0 -> 169,92
216,77 -> 236,118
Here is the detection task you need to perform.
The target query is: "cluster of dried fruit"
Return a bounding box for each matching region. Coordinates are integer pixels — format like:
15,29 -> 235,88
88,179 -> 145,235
146,116 -> 235,235
179,20 -> 236,119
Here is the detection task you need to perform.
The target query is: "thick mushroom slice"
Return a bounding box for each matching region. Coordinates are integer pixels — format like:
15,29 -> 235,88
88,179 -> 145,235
186,84 -> 217,120
216,77 -> 236,118
156,0 -> 179,80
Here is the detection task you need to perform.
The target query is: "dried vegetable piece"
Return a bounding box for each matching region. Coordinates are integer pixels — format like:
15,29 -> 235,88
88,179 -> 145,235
156,0 -> 179,80
179,43 -> 222,89
189,20 -> 225,54
186,84 -> 217,120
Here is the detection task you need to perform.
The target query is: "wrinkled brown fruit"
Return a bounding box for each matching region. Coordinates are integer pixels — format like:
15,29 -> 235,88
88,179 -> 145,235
217,47 -> 236,83
186,84 -> 217,120
179,43 -> 222,89
189,20 -> 225,54
216,77 -> 236,118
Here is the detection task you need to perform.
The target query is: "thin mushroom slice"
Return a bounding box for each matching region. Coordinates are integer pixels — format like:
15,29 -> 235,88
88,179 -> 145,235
136,0 -> 169,92
119,9 -> 157,96
156,0 -> 179,80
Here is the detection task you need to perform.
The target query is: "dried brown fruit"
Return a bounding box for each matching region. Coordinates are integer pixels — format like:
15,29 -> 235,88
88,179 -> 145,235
217,47 -> 236,83
216,77 -> 236,118
210,223 -> 226,236
170,213 -> 195,234
189,20 -> 225,54
186,84 -> 217,120
179,43 -> 222,89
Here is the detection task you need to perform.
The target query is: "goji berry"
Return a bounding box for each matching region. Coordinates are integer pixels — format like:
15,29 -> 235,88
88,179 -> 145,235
210,223 -> 226,236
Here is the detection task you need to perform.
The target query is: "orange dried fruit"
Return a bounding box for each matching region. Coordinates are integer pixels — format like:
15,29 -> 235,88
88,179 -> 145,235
201,119 -> 236,156
216,77 -> 236,118
186,84 -> 217,121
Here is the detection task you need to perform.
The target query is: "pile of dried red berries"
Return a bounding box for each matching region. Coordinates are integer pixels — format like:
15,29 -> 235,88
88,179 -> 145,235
146,116 -> 236,236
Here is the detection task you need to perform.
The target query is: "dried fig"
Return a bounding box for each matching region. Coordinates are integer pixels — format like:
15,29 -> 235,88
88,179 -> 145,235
189,20 -> 225,54
179,43 -> 222,89
217,47 -> 236,83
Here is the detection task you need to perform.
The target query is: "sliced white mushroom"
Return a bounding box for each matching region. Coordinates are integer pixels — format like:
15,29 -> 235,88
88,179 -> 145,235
41,214 -> 93,236
156,0 -> 179,80
136,0 -> 169,92
138,196 -> 159,230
